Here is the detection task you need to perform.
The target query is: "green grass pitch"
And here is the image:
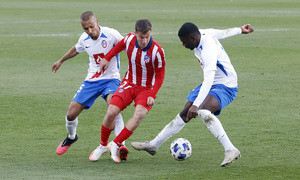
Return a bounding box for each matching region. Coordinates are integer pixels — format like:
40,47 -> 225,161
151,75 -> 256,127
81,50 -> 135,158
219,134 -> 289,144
0,0 -> 299,179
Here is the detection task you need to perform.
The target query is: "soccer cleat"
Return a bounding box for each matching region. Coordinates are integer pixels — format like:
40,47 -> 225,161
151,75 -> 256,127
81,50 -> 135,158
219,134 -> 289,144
131,141 -> 157,156
119,145 -> 129,161
89,145 -> 108,161
221,149 -> 241,167
56,134 -> 78,155
107,141 -> 120,163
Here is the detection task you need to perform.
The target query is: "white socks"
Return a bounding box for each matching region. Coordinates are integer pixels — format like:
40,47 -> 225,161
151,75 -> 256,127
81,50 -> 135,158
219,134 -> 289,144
66,116 -> 78,140
150,113 -> 186,148
198,109 -> 236,151
113,113 -> 125,145
148,110 -> 237,151
65,113 -> 124,144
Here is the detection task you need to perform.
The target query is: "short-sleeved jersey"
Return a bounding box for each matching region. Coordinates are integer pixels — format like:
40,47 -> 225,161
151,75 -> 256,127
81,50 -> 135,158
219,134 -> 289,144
194,28 -> 242,88
75,26 -> 123,81
105,33 -> 166,98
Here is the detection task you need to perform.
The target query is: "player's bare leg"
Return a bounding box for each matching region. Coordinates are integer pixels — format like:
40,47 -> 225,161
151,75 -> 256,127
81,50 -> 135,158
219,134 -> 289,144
105,94 -> 125,145
108,105 -> 148,163
103,104 -> 120,129
89,115 -> 126,161
90,99 -> 126,161
126,105 -> 148,132
89,105 -> 119,161
56,101 -> 85,155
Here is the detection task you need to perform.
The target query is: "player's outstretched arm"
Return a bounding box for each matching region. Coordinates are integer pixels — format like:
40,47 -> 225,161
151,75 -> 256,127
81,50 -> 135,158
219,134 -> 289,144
52,46 -> 79,73
241,24 -> 254,34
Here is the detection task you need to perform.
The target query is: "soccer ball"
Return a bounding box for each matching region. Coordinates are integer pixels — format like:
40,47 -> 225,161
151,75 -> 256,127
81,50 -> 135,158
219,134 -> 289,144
170,138 -> 192,161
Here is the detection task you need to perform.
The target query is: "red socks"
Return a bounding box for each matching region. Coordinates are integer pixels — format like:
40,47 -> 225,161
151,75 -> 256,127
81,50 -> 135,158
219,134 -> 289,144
100,125 -> 133,147
100,125 -> 113,146
113,127 -> 133,146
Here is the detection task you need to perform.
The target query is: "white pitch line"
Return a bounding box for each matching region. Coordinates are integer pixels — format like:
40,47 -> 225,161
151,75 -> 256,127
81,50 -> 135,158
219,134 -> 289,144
0,34 -> 79,37
0,19 -> 79,25
115,9 -> 300,14
0,9 -> 299,25
0,29 -> 296,37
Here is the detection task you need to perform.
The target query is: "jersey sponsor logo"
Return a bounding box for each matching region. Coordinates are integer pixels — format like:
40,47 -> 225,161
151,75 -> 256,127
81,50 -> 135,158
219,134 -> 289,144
85,46 -> 91,49
96,56 -> 101,64
90,53 -> 105,79
101,40 -> 107,48
93,53 -> 105,64
144,55 -> 151,63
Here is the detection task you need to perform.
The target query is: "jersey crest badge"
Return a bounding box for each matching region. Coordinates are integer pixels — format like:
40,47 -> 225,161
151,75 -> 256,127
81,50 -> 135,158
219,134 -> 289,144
101,40 -> 107,48
144,55 -> 151,63
118,88 -> 124,93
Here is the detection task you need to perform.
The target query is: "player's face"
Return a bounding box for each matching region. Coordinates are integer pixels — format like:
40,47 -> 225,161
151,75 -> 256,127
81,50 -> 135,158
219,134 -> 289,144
180,35 -> 198,50
81,16 -> 100,40
135,30 -> 152,49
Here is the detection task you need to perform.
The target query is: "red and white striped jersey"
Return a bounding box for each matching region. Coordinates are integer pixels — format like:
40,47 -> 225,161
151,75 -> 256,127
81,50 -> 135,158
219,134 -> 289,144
105,33 -> 165,98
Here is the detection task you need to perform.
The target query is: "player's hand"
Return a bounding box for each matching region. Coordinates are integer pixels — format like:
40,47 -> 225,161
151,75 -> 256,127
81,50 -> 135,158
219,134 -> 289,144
52,61 -> 62,73
147,97 -> 155,106
186,105 -> 198,122
241,24 -> 254,34
100,58 -> 109,73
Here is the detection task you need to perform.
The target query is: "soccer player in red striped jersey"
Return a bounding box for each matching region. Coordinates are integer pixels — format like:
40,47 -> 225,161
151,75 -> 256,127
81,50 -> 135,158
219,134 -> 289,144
89,19 -> 166,163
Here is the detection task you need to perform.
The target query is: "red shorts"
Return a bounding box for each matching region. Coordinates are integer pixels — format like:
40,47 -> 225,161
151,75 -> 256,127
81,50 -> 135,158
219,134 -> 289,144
110,81 -> 153,111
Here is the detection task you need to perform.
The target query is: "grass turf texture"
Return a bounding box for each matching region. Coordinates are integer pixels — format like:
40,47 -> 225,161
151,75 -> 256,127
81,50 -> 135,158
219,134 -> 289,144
0,0 -> 299,179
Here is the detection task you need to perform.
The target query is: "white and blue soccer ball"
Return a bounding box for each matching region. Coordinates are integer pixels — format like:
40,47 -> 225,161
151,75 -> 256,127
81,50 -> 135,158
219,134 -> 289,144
170,138 -> 192,161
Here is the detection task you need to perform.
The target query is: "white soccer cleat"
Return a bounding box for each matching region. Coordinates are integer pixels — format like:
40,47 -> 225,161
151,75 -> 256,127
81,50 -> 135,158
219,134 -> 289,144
131,141 -> 157,155
107,141 -> 120,163
89,144 -> 108,161
221,149 -> 241,167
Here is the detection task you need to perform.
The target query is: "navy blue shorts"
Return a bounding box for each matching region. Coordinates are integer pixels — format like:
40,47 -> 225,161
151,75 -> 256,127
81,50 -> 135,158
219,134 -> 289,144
186,84 -> 238,115
72,79 -> 120,109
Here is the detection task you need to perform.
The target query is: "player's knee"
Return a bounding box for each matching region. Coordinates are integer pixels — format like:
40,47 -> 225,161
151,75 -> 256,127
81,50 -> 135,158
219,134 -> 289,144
66,113 -> 77,121
67,101 -> 84,121
105,111 -> 117,122
133,110 -> 147,121
198,109 -> 212,124
66,109 -> 78,121
105,105 -> 121,121
179,111 -> 188,123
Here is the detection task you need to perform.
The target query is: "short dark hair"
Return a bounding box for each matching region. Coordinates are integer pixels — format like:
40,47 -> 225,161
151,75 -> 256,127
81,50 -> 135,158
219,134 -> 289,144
81,11 -> 95,21
178,22 -> 200,38
135,19 -> 152,33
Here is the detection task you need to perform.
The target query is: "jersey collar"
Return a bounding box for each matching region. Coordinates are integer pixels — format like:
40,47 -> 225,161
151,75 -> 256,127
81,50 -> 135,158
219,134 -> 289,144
135,36 -> 153,51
